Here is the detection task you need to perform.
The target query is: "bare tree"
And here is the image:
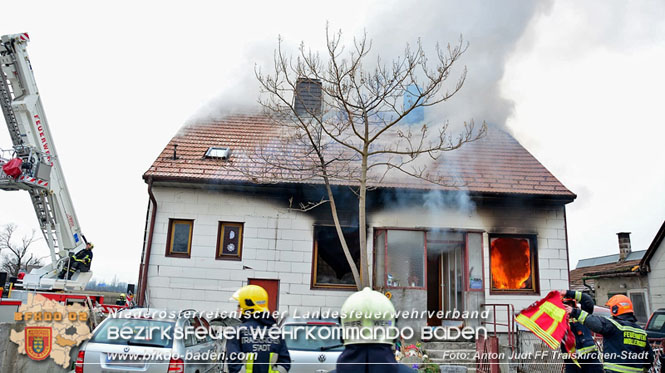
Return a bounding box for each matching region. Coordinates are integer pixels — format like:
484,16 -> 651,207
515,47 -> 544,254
245,27 -> 486,289
0,224 -> 43,277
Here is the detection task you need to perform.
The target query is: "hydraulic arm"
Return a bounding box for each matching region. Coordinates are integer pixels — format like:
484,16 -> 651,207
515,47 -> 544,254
0,33 -> 91,290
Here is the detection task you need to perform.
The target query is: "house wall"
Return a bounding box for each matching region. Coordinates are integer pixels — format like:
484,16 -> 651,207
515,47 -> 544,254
647,238 -> 665,310
144,186 -> 570,331
144,186 -> 352,314
594,276 -> 649,306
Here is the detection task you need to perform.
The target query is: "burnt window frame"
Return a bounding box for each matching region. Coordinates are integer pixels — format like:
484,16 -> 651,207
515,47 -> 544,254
311,225 -> 361,290
165,219 -> 194,258
488,233 -> 539,295
216,222 -> 244,261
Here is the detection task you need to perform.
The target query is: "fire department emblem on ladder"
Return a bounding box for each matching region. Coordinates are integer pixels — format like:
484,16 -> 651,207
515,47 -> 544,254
25,327 -> 52,360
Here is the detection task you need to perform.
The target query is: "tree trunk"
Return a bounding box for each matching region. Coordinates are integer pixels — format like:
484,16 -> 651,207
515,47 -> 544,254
323,177 -> 362,289
358,145 -> 370,289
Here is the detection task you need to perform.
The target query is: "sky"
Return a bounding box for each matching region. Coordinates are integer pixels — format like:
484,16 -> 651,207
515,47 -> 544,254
0,1 -> 663,283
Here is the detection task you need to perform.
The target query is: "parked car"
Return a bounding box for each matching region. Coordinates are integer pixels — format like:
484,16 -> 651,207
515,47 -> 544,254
75,308 -> 221,373
646,308 -> 665,339
281,317 -> 344,373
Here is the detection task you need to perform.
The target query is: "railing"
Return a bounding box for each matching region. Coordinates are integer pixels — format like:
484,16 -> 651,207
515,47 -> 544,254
476,304 -> 518,373
480,303 -> 518,352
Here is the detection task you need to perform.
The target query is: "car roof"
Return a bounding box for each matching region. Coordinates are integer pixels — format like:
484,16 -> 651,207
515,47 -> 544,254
116,308 -> 201,321
281,316 -> 339,325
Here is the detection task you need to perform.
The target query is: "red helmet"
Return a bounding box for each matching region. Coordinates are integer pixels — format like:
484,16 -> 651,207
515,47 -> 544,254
606,295 -> 633,316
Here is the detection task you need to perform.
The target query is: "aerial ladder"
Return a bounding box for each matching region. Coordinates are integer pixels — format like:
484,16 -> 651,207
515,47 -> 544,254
0,33 -> 91,291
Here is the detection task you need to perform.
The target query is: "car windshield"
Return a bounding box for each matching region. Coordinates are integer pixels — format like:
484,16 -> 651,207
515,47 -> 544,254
283,324 -> 343,351
647,313 -> 665,332
90,318 -> 175,348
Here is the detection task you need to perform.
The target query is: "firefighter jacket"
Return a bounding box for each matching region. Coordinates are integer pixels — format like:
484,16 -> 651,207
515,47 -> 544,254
226,314 -> 290,373
70,248 -> 93,271
571,309 -> 654,373
329,344 -> 416,373
562,291 -> 603,373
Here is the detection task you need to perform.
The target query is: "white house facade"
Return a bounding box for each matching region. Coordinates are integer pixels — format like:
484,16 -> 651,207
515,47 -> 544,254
137,114 -> 576,331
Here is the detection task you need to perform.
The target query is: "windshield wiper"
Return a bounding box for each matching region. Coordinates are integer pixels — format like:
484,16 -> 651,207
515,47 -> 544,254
127,340 -> 166,348
320,343 -> 344,351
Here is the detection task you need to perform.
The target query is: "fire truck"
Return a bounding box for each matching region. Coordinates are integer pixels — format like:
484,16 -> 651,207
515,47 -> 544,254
0,33 -> 93,293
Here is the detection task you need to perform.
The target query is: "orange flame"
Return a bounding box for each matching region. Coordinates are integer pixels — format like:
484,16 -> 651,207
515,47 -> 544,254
491,238 -> 531,290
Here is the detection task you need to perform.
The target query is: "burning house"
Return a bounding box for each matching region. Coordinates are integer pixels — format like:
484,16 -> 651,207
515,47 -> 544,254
137,107 -> 576,331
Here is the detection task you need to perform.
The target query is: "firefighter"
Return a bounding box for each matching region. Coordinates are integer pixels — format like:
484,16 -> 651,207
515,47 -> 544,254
331,287 -> 416,373
226,284 -> 290,373
57,242 -> 93,279
566,294 -> 654,373
560,290 -> 603,373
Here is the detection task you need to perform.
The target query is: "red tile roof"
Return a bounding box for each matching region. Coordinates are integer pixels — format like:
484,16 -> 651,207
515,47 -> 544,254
144,114 -> 575,199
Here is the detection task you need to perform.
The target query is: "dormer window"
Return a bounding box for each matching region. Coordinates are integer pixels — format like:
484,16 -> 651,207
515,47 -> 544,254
205,147 -> 230,160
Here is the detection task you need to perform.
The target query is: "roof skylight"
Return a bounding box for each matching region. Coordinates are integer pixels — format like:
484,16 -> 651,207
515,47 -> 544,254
205,147 -> 231,160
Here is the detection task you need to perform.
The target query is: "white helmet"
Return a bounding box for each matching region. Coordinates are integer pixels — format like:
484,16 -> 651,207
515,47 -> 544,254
340,287 -> 396,345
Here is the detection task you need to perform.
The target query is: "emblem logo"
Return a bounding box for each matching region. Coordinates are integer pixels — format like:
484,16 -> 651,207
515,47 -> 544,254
25,327 -> 52,361
318,354 -> 326,362
124,347 -> 130,353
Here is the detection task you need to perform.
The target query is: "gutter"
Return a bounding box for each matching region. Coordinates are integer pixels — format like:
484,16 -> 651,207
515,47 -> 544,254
138,177 -> 157,306
564,206 -> 571,287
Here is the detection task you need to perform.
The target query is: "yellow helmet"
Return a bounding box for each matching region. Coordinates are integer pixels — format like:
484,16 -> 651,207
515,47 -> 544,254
232,285 -> 269,314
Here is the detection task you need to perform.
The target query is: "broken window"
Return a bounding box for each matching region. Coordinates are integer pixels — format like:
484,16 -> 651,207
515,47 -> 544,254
166,219 -> 194,258
312,226 -> 360,289
489,235 -> 538,294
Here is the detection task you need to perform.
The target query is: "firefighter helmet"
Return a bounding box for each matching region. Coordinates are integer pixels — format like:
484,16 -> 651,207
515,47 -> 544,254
606,294 -> 633,316
87,242 -> 94,249
340,287 -> 396,345
232,285 -> 269,314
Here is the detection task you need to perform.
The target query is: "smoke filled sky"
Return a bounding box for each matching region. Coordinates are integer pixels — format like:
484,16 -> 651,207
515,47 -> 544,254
0,1 -> 664,283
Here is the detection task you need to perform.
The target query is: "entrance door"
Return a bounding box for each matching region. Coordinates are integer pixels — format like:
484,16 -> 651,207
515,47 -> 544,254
248,278 -> 280,313
426,231 -> 465,325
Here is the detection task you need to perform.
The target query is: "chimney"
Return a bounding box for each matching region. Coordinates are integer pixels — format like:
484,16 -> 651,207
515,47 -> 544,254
617,232 -> 631,261
294,78 -> 322,117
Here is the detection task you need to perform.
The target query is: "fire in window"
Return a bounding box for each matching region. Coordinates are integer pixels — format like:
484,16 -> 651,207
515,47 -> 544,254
490,235 -> 538,293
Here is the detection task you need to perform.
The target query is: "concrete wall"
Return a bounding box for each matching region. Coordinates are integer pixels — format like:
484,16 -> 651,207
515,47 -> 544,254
594,276 -> 649,306
647,237 -> 665,310
144,186 -> 570,330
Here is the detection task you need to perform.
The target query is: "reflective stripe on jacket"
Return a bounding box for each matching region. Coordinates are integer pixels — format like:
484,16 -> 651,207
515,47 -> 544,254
572,309 -> 654,372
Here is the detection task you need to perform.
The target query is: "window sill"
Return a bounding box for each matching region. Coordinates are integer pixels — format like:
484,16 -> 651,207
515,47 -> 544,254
165,253 -> 191,258
311,284 -> 357,291
215,256 -> 242,261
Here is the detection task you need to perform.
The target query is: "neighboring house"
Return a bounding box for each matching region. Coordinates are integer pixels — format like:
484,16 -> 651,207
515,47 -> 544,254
137,88 -> 576,331
569,232 -> 656,324
640,220 -> 665,312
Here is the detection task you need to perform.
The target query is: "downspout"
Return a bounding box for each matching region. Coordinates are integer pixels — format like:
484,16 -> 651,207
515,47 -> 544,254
138,178 -> 157,306
564,206 -> 571,288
